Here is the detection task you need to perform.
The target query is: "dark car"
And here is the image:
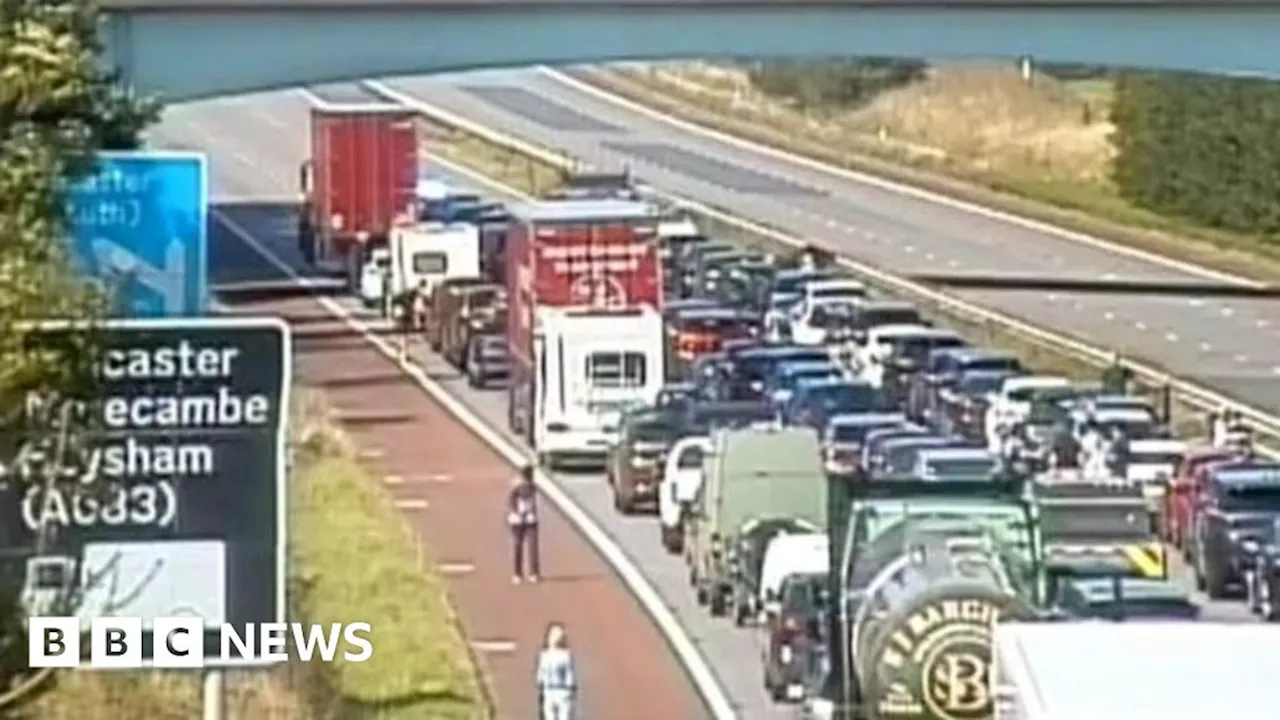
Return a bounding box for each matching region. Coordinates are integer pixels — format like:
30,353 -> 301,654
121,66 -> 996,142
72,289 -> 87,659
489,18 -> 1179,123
932,369 -> 1017,441
1052,576 -> 1200,621
464,334 -> 509,389
606,411 -> 679,514
762,571 -> 828,703
782,378 -> 883,430
821,412 -> 908,475
1192,462 -> 1280,598
665,306 -> 760,380
725,345 -> 831,402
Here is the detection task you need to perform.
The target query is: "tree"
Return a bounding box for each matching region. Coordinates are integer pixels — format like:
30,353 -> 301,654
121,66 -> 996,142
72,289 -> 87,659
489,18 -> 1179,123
0,0 -> 158,708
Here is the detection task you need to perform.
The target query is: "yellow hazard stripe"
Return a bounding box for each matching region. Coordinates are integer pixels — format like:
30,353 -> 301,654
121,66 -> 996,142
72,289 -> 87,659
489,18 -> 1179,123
1122,543 -> 1167,578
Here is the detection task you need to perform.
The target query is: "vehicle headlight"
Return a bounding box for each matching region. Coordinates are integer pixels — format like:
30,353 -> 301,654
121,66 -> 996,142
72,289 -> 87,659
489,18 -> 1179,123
1240,539 -> 1260,554
630,456 -> 652,468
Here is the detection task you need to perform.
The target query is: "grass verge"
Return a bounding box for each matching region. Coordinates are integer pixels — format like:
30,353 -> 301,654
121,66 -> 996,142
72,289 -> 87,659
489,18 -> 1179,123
288,389 -> 491,720
579,65 -> 1280,283
415,107 -> 1221,442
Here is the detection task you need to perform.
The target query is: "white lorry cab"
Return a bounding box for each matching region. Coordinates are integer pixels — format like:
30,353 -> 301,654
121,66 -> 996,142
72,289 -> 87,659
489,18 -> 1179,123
993,621 -> 1279,720
533,305 -> 665,468
659,435 -> 712,553
985,375 -> 1071,450
759,532 -> 829,614
387,221 -> 481,301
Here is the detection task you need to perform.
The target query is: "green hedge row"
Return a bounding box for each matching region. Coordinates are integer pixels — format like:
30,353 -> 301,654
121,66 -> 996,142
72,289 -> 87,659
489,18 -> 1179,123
1111,72 -> 1280,240
741,59 -> 926,111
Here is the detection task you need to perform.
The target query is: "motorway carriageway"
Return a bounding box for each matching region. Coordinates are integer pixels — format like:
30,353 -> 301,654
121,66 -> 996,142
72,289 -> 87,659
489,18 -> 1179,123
152,84 -> 1257,720
374,68 -> 1280,416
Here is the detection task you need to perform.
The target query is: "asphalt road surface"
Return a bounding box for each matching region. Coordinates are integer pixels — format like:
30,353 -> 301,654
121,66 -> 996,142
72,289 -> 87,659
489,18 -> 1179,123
376,68 -> 1280,414
152,84 -> 1257,720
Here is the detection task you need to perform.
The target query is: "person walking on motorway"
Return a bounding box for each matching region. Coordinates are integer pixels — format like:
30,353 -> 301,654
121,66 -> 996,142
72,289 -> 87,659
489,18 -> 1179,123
508,464 -> 541,583
536,623 -> 577,720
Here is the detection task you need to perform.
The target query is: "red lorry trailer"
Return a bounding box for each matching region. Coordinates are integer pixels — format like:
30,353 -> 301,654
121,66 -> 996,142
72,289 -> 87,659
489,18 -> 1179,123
505,199 -> 663,442
298,103 -> 418,289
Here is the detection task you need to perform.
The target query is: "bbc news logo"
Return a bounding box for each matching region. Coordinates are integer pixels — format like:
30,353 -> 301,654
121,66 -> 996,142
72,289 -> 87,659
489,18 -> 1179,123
28,617 -> 374,668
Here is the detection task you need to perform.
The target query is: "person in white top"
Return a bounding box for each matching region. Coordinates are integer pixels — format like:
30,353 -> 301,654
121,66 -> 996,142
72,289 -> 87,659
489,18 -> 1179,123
535,623 -> 577,720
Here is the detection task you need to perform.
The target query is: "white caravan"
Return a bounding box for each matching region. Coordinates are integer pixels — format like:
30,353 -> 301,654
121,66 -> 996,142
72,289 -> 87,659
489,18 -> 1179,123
759,532 -> 830,614
659,435 -> 712,553
386,221 -> 481,301
533,306 -> 665,467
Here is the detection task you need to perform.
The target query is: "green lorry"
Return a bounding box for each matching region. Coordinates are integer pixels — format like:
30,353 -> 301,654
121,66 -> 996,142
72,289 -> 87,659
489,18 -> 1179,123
685,425 -> 826,619
828,473 -> 1045,720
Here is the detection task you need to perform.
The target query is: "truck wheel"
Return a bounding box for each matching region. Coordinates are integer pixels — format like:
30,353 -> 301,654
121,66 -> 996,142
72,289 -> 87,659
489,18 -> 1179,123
734,601 -> 750,627
709,588 -> 728,617
1203,556 -> 1229,599
695,582 -> 708,606
613,489 -> 634,516
661,525 -> 683,554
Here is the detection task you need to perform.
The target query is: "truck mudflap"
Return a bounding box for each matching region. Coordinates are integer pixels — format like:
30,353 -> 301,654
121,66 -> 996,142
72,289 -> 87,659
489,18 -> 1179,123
854,581 -> 1036,720
1036,478 -> 1167,578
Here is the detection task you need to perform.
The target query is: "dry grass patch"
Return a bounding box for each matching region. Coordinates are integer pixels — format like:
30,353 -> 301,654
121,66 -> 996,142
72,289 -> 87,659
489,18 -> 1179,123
591,62 -> 1280,282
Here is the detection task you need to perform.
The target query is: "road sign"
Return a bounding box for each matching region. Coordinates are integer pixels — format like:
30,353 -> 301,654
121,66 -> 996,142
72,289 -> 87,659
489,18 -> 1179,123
67,151 -> 208,317
0,316 -> 290,665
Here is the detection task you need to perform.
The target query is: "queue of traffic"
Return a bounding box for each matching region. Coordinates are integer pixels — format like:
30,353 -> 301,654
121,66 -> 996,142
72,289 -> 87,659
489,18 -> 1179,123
296,100 -> 1280,720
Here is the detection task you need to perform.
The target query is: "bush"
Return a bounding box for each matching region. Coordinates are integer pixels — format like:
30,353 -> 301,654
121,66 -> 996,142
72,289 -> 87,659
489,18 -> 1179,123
743,58 -> 927,111
1112,71 -> 1280,240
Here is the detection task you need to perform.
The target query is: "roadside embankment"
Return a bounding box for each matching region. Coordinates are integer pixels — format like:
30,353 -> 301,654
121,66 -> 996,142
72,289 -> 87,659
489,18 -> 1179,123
577,63 -> 1280,284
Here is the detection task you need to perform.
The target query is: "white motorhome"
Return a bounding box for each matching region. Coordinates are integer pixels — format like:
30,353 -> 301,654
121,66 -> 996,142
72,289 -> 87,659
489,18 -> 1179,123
386,221 -> 481,302
659,435 -> 712,553
758,532 -> 829,614
801,278 -> 867,308
533,305 -> 665,468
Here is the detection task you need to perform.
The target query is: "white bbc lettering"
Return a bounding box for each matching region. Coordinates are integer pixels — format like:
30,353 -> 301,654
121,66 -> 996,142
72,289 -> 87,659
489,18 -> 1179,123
153,616 -> 204,668
343,623 -> 374,662
292,623 -> 343,661
90,617 -> 142,668
28,617 -> 80,668
260,622 -> 290,662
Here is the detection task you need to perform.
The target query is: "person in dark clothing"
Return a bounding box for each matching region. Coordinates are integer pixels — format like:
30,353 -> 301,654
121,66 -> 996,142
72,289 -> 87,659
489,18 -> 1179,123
1100,352 -> 1133,394
507,464 -> 541,583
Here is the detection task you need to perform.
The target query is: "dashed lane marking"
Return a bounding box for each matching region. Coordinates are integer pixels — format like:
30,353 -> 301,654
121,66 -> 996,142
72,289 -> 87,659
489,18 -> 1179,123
471,640 -> 517,654
393,498 -> 430,511
437,562 -> 476,576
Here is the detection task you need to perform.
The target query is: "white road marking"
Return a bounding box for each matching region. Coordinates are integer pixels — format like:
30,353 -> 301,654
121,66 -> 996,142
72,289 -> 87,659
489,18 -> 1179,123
394,499 -> 430,511
1221,307 -> 1236,317
471,640 -> 517,654
437,562 -> 476,576
1200,342 -> 1213,352
1165,333 -> 1179,342
1135,322 -> 1147,330
357,448 -> 385,461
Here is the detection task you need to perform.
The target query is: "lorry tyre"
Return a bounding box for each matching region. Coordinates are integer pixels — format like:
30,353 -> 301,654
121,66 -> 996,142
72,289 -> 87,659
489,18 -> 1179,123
1203,557 -> 1229,599
709,588 -> 728,617
695,583 -> 708,606
734,600 -> 750,627
661,525 -> 683,554
613,490 -> 634,516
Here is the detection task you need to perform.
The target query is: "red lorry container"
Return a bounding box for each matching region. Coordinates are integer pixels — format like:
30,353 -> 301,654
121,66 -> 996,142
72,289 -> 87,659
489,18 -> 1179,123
299,105 -> 418,288
505,199 -> 663,438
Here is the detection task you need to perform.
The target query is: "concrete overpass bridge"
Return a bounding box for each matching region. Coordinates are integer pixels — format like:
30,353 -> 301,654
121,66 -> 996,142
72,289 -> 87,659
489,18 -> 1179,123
103,0 -> 1280,101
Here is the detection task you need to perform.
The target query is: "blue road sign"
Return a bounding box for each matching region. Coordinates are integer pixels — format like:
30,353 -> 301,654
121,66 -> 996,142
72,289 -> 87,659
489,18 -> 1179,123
67,151 -> 208,317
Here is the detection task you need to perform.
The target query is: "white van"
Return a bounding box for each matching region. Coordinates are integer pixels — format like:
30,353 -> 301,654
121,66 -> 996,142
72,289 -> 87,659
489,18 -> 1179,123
533,305 -> 665,468
759,532 -> 829,616
659,435 -> 711,553
387,221 -> 480,300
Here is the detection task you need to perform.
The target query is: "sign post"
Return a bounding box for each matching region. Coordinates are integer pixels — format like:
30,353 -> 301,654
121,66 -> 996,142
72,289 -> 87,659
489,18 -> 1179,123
0,316 -> 290,670
66,151 -> 209,317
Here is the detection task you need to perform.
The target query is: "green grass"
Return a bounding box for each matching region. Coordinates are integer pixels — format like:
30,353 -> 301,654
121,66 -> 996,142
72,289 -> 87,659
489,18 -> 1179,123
288,391 -> 489,720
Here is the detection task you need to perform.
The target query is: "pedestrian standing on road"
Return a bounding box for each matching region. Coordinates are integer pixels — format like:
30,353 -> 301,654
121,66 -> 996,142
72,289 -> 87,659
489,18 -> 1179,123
536,623 -> 577,720
508,464 -> 541,583
1211,409 -> 1229,448
1100,352 -> 1132,394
